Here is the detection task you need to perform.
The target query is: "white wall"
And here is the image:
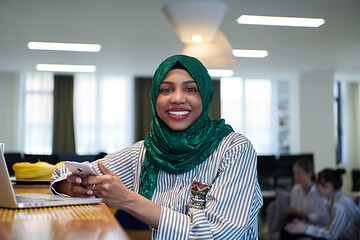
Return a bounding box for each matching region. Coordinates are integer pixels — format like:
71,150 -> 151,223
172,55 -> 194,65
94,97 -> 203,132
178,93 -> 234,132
0,72 -> 22,152
297,71 -> 336,174
341,81 -> 360,192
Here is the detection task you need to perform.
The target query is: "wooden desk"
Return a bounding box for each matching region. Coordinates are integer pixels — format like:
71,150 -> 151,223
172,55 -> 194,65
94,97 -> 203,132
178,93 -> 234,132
0,185 -> 130,240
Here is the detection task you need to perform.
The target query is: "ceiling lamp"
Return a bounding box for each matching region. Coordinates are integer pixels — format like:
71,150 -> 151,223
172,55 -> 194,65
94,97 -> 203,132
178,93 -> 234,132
36,64 -> 96,72
208,69 -> 234,77
181,31 -> 238,68
28,42 -> 101,52
233,49 -> 269,58
162,0 -> 228,44
237,15 -> 325,28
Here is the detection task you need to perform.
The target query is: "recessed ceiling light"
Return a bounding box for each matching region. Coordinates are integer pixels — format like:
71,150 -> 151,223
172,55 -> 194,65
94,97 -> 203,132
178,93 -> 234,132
237,15 -> 325,27
28,42 -> 101,52
36,64 -> 96,72
233,49 -> 268,58
208,69 -> 234,77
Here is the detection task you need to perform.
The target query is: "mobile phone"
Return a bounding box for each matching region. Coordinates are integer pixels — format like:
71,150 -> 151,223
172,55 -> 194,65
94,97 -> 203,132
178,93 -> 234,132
65,161 -> 99,178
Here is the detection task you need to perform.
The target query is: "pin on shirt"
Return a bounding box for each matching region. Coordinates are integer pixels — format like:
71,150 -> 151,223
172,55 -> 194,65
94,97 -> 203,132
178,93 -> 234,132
187,182 -> 212,211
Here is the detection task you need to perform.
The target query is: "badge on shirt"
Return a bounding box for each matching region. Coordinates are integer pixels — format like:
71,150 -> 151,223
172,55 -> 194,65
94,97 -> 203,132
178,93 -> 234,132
187,182 -> 212,210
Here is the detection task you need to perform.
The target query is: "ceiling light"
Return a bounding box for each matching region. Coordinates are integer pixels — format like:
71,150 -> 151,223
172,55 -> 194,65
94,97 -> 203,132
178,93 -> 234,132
232,49 -> 268,58
28,42 -> 101,52
162,0 -> 228,43
192,35 -> 203,43
36,64 -> 96,72
182,31 -> 238,68
237,15 -> 325,27
208,69 -> 234,77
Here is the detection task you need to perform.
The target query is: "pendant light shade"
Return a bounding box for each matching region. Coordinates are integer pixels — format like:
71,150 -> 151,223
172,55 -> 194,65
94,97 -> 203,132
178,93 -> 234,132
162,0 -> 228,44
181,31 -> 238,68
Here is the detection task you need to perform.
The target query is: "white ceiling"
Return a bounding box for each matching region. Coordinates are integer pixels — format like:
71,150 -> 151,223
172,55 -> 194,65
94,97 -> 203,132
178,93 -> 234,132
1,0 -> 360,80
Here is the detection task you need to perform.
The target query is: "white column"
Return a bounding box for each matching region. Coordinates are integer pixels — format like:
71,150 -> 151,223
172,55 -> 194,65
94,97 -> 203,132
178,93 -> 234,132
298,71 -> 336,173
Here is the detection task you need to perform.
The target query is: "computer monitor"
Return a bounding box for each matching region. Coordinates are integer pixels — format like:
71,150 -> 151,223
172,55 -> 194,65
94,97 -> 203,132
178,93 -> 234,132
257,155 -> 277,190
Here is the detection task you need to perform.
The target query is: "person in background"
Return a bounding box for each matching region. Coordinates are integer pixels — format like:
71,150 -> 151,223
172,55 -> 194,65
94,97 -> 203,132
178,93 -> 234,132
285,168 -> 360,240
50,54 -> 263,239
280,158 -> 328,239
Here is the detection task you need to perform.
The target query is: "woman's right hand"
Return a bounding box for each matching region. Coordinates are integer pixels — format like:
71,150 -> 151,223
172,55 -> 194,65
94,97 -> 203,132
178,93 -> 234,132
284,219 -> 307,234
57,173 -> 94,197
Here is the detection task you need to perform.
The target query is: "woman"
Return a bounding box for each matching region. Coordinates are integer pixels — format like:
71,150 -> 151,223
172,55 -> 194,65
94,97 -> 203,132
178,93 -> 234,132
285,168 -> 360,240
280,159 -> 328,239
51,55 -> 263,239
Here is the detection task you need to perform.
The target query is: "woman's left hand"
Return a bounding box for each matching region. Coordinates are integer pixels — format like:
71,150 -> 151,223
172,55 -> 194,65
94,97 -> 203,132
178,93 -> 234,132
284,219 -> 307,234
82,160 -> 131,209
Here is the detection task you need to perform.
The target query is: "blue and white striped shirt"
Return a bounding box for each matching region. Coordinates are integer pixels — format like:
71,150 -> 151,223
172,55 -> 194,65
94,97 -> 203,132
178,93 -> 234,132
305,191 -> 360,240
290,184 -> 328,225
51,132 -> 263,239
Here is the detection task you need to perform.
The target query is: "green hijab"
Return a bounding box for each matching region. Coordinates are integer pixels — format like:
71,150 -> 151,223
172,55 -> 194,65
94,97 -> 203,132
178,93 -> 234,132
140,54 -> 234,200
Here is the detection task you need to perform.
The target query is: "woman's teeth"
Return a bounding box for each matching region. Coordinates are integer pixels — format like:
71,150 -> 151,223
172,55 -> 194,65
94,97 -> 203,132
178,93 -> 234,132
169,111 -> 189,115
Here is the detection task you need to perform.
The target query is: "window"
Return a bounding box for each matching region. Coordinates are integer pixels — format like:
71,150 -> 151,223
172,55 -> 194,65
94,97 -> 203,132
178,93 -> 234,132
22,73 -> 133,155
74,74 -> 134,154
221,77 -> 273,154
23,72 -> 54,154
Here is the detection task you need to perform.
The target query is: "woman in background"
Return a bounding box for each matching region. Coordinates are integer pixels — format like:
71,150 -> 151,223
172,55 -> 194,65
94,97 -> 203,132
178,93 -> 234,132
50,54 -> 263,239
280,159 -> 328,239
285,168 -> 360,240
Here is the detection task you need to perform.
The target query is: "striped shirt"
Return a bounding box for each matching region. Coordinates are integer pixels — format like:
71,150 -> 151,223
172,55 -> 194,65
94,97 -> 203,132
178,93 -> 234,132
290,184 -> 328,225
51,132 -> 263,239
305,191 -> 360,240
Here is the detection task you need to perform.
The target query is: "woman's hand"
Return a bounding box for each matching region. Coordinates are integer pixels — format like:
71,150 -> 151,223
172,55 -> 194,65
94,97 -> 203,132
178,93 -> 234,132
57,160 -> 115,198
64,173 -> 95,197
284,219 -> 307,234
81,160 -> 131,209
82,160 -> 161,229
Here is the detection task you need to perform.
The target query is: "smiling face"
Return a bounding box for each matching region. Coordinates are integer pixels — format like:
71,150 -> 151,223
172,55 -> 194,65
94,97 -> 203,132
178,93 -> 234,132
156,68 -> 202,131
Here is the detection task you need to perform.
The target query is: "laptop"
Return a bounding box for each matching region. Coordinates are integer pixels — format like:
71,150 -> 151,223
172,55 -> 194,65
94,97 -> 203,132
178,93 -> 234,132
0,147 -> 102,208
